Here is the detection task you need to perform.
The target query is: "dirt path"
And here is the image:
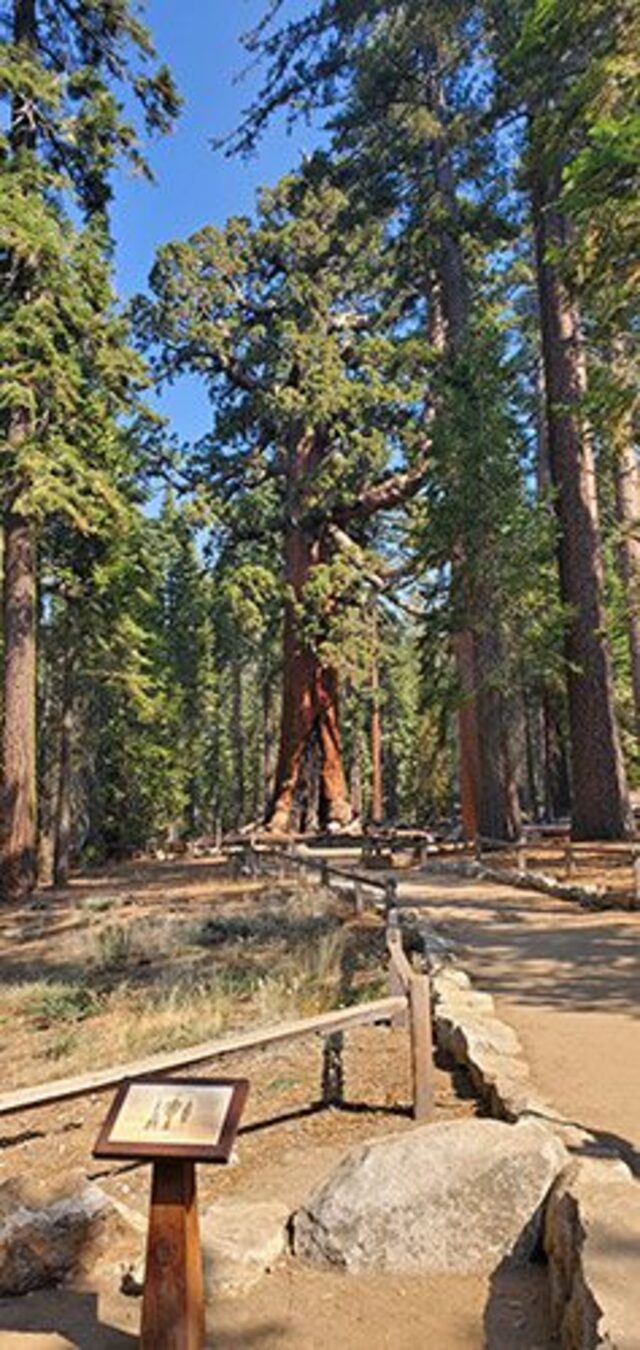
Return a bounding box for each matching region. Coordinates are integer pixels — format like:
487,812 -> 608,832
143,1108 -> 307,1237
0,1263 -> 553,1350
397,867 -> 639,1162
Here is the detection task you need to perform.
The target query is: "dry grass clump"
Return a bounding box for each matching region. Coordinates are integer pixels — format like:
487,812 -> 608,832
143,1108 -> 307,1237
0,876 -> 385,1090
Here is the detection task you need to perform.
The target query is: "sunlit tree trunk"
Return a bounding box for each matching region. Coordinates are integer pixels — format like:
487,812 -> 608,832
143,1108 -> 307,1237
1,505 -> 38,899
431,257 -> 516,839
611,355 -> 640,731
267,431 -> 351,833
1,0 -> 38,902
533,174 -> 632,839
427,61 -> 517,841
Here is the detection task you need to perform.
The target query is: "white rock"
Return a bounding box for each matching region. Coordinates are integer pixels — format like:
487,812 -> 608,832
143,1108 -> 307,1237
436,988 -> 496,1016
445,1015 -> 523,1061
202,1199 -> 289,1296
294,1117 -> 567,1274
432,967 -> 472,993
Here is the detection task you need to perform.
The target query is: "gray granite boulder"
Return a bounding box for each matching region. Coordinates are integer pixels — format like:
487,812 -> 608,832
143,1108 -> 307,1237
0,1181 -> 110,1294
294,1117 -> 567,1274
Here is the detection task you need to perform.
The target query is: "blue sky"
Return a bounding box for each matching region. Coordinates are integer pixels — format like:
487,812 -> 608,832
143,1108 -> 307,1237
111,0 -> 319,444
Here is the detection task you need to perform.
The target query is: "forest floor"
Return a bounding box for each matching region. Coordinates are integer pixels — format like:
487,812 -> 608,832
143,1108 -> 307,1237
0,847 -> 638,1347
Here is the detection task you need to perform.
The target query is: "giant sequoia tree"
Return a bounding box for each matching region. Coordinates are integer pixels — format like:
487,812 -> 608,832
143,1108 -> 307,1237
232,0 -> 636,840
228,0 -> 528,839
140,167 -> 428,833
0,0 -> 178,897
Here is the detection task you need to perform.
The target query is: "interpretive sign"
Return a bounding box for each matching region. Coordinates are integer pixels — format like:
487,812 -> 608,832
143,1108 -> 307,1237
93,1075 -> 249,1162
93,1076 -> 249,1350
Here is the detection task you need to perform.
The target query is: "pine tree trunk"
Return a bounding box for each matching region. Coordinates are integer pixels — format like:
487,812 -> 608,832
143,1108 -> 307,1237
53,638 -> 74,886
349,721 -> 364,820
612,404 -> 640,732
1,506 -> 38,900
422,73 -> 479,839
427,72 -> 515,840
474,629 -> 522,842
542,691 -> 572,821
536,355 -> 571,822
1,1 -> 39,901
533,176 -> 632,839
370,620 -> 384,825
232,658 -> 245,828
452,630 -> 481,839
261,660 -> 276,819
521,683 -> 541,823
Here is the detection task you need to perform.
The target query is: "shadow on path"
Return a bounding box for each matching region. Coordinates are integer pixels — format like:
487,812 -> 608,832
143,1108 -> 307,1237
0,1288 -> 136,1349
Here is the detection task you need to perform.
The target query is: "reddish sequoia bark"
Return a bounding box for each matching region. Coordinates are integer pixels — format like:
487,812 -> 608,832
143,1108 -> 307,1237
268,590 -> 351,832
316,664 -> 351,825
267,432 -> 351,833
533,175 -> 632,839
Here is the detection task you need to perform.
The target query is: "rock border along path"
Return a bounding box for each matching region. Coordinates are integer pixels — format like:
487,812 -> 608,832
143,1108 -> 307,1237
427,955 -> 640,1350
394,866 -> 640,1350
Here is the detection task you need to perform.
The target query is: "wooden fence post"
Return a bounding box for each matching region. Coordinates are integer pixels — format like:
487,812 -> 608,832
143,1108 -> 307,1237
564,842 -> 575,878
321,1031 -> 344,1107
409,973 -> 434,1123
353,881 -> 364,917
384,877 -> 398,913
633,853 -> 640,910
386,907 -> 408,1028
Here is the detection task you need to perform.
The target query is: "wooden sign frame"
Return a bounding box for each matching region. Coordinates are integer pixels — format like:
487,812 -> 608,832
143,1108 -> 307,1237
93,1075 -> 249,1163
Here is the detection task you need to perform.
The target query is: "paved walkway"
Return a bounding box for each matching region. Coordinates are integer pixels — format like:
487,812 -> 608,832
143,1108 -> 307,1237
397,867 -> 639,1164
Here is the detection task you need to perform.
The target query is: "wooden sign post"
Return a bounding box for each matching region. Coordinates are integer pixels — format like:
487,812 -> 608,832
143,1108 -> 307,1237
141,1158 -> 203,1350
94,1076 -> 249,1350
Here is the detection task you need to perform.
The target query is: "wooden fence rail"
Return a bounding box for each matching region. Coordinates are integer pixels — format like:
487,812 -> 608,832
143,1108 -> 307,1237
0,985 -> 435,1123
0,998 -> 405,1119
242,845 -> 398,911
